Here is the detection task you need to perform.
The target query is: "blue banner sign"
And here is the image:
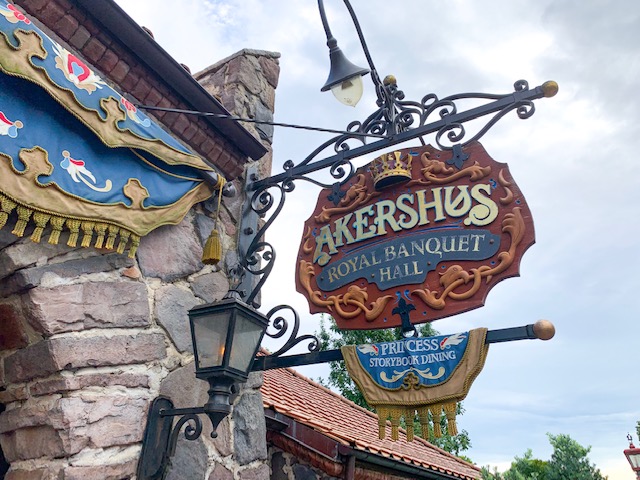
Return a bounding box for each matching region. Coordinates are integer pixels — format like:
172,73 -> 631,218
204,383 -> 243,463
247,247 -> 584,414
355,332 -> 470,389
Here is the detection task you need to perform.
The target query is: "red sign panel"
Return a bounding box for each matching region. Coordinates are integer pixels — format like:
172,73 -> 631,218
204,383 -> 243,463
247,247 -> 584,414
295,143 -> 535,330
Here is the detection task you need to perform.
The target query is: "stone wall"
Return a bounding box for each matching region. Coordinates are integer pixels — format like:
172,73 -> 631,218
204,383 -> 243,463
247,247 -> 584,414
0,49 -> 279,480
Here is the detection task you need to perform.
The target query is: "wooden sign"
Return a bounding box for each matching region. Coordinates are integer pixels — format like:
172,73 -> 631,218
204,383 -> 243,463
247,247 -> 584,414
295,143 -> 535,330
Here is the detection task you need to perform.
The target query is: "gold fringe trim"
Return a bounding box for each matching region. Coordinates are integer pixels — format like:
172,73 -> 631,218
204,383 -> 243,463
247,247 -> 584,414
66,219 -> 81,247
30,212 -> 50,243
12,206 -> 32,237
0,193 -> 140,257
48,216 -> 65,245
444,402 -> 458,436
0,196 -> 17,229
94,223 -> 108,249
81,221 -> 95,248
375,401 -> 459,442
105,224 -> 119,250
430,404 -> 443,438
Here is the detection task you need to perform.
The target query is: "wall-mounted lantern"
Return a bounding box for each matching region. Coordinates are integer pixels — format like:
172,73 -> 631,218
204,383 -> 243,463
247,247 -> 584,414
625,433 -> 640,479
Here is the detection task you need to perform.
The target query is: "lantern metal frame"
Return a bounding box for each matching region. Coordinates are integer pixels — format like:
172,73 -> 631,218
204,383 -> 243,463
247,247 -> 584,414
625,433 -> 640,479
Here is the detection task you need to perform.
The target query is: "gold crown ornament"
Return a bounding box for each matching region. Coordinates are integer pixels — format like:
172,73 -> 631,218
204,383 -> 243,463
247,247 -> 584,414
368,151 -> 413,190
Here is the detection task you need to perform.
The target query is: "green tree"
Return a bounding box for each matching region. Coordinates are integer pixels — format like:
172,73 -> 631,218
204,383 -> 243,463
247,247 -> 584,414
316,316 -> 471,456
481,434 -> 606,480
546,433 -> 606,480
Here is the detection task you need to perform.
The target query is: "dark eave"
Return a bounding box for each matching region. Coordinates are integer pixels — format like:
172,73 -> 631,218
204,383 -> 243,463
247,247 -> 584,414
265,408 -> 472,480
72,0 -> 267,162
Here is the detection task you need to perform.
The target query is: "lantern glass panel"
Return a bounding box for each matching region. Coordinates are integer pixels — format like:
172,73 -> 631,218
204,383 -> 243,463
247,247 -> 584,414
192,310 -> 230,370
630,452 -> 640,468
229,313 -> 264,373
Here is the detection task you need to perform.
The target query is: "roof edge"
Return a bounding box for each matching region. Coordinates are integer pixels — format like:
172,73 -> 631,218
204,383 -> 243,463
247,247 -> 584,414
71,0 -> 268,161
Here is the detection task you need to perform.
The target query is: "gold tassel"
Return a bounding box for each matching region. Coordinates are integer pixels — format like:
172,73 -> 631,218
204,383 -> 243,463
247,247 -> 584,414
94,223 -> 108,249
30,212 -> 51,243
0,195 -> 17,230
405,407 -> 415,442
377,407 -> 389,440
430,404 -> 443,438
390,407 -> 402,441
203,228 -> 222,265
117,229 -> 131,254
48,216 -> 65,245
128,234 -> 140,258
202,176 -> 226,265
12,206 -> 32,237
66,219 -> 81,247
417,406 -> 430,438
81,221 -> 95,247
105,225 -> 119,249
444,402 -> 458,436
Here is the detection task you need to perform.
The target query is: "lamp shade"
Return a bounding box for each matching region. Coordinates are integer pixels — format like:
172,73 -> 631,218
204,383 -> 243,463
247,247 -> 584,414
321,46 -> 369,106
188,297 -> 269,382
625,438 -> 640,477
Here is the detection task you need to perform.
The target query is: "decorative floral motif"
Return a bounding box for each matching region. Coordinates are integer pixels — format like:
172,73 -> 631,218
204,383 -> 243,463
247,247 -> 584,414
314,173 -> 381,223
52,42 -> 106,93
0,3 -> 31,24
120,97 -> 151,127
0,110 -> 22,137
298,260 -> 394,321
60,150 -> 112,192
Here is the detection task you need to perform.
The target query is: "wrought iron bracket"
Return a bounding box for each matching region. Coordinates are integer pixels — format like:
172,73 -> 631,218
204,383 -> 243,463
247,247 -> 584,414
136,397 -> 205,480
251,323 -> 544,371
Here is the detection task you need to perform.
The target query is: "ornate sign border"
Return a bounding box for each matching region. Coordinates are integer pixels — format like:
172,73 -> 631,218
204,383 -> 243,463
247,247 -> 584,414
295,142 -> 535,330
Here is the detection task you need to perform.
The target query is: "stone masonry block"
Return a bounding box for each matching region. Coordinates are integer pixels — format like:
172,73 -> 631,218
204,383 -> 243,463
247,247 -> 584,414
0,396 -> 149,458
0,252 -> 134,297
0,425 -> 65,462
227,55 -> 264,96
0,239 -> 72,280
23,280 -> 150,336
189,271 -> 229,304
31,372 -> 150,396
233,391 -> 268,465
4,467 -> 62,480
0,297 -> 30,350
155,285 -> 199,353
258,55 -> 280,88
137,215 -> 203,282
5,333 -> 166,383
62,460 -> 137,480
238,464 -> 270,480
208,464 -> 234,480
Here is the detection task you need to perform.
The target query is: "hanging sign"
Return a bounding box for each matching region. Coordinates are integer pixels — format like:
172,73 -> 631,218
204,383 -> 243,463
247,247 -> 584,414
295,142 -> 534,330
341,328 -> 489,441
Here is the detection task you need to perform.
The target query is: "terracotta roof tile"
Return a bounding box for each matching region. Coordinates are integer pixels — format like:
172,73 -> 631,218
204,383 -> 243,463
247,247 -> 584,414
261,367 -> 480,480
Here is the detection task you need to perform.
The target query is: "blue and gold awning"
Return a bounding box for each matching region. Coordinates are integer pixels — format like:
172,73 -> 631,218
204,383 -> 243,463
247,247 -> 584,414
0,1 -> 217,257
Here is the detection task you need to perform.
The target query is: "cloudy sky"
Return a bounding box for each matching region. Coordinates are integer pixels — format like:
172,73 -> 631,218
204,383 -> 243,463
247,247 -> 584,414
118,1 -> 639,477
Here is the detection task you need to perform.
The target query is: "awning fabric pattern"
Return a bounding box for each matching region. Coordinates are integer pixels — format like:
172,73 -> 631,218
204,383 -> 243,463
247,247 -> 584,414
0,1 -> 215,257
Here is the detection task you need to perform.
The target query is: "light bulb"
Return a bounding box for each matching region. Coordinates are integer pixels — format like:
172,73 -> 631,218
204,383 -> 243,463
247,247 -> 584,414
330,75 -> 364,107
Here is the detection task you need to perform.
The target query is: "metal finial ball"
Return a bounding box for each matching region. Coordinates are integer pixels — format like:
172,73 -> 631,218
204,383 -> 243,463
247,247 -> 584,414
542,81 -> 559,98
533,319 -> 555,340
383,75 -> 397,86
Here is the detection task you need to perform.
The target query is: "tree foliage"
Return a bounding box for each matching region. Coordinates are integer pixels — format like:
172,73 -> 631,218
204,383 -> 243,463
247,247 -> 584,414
481,434 -> 606,480
316,316 -> 471,455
